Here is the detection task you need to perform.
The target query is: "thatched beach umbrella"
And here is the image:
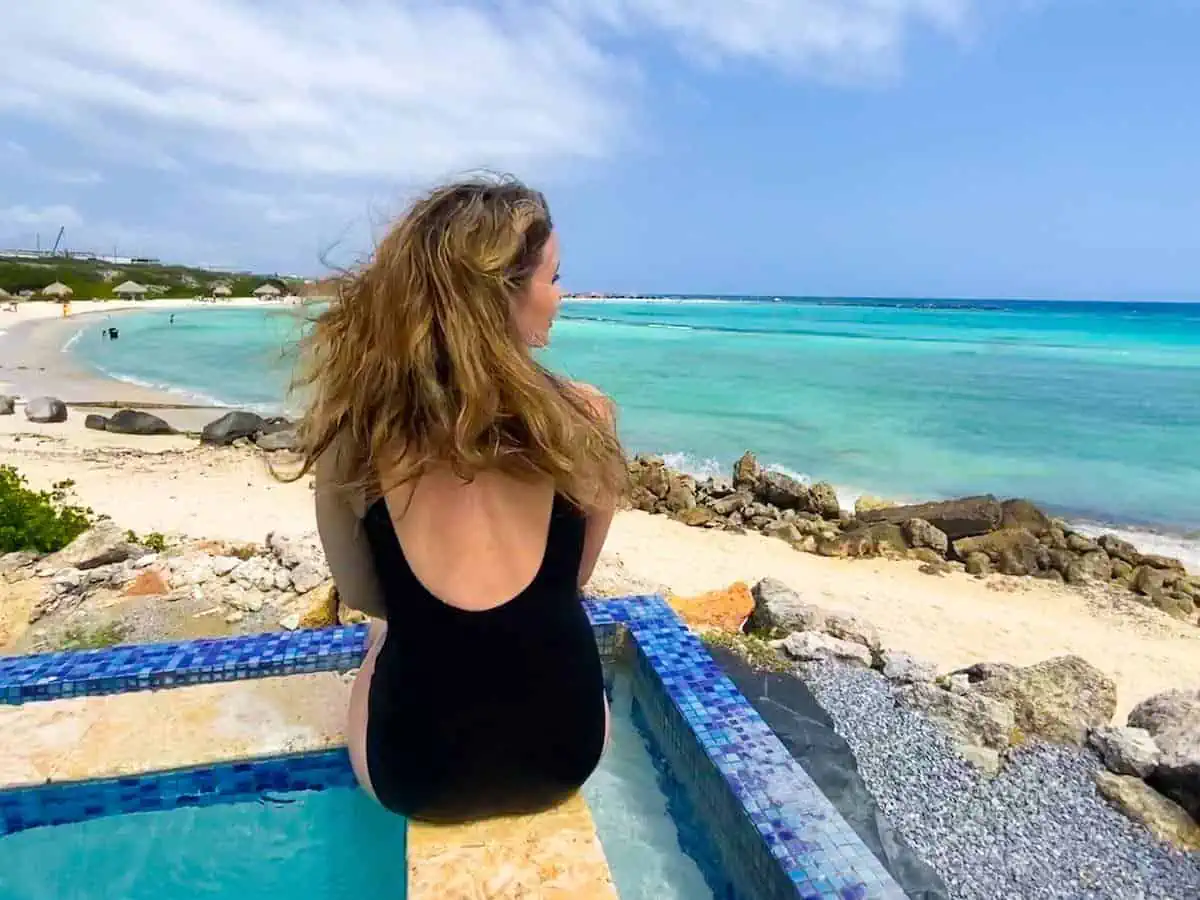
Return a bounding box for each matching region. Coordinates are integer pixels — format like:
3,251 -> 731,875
253,283 -> 282,298
113,280 -> 148,301
211,283 -> 232,298
41,281 -> 73,298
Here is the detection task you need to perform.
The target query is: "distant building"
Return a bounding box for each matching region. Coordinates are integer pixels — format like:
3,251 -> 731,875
113,280 -> 149,301
41,281 -> 73,298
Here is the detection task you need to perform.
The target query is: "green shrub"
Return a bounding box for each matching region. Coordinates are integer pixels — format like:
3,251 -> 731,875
0,466 -> 94,553
58,622 -> 128,651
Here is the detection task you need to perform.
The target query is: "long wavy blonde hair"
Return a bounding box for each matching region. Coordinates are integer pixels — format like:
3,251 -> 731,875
279,176 -> 627,509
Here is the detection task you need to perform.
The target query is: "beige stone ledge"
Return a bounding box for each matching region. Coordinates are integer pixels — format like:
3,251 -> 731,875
0,672 -> 350,788
408,793 -> 618,900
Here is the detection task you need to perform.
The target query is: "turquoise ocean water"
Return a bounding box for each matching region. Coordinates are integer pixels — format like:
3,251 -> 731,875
69,297 -> 1200,563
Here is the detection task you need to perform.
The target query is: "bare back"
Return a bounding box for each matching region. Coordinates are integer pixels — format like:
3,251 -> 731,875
378,464 -> 560,612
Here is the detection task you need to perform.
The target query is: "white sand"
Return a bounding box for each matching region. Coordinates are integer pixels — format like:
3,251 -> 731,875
2,310 -> 1198,720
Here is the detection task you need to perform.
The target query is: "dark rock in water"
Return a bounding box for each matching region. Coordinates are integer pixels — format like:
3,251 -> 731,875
84,414 -> 109,431
24,396 -> 67,423
255,428 -> 299,452
857,495 -> 1002,541
201,411 -> 267,446
1000,498 -> 1052,535
758,470 -> 809,510
106,409 -> 175,435
1127,688 -> 1200,822
706,647 -> 951,900
0,395 -> 14,416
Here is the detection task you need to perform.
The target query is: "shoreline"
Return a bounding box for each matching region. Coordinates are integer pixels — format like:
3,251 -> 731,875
4,299 -> 1200,569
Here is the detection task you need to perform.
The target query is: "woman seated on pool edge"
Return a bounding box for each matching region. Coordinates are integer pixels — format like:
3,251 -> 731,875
278,177 -> 627,824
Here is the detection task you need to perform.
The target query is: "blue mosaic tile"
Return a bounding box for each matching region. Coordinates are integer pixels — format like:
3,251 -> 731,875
0,595 -> 907,898
0,749 -> 355,837
0,626 -> 369,705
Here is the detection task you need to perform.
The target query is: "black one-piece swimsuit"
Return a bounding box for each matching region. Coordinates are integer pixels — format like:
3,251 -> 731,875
360,493 -> 607,823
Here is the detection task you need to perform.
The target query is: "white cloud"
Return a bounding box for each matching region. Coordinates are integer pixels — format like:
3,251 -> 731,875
0,1 -> 976,183
0,204 -> 84,231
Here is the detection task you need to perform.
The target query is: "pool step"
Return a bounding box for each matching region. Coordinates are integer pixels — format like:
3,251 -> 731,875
407,793 -> 618,899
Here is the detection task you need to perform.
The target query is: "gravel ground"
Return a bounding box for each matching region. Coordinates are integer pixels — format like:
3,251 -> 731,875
800,661 -> 1200,900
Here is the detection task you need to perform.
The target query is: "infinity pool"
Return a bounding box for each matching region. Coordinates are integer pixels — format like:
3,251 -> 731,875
0,664 -> 724,900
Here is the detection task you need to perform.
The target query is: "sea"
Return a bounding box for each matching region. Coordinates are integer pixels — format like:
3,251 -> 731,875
68,297 -> 1200,567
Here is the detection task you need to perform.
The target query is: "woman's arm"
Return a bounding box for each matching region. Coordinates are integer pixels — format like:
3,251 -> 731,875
314,437 -> 388,619
572,383 -> 619,589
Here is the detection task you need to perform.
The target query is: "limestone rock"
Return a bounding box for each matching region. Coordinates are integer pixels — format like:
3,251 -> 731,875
49,522 -> 141,571
1138,554 -> 1187,573
298,583 -> 339,628
24,396 -> 67,423
899,681 -> 1016,752
223,586 -> 265,613
668,581 -> 755,631
279,612 -> 301,631
903,518 -> 949,556
1132,565 -> 1170,602
758,471 -> 810,510
212,555 -> 239,577
1127,688 -> 1200,821
0,551 -> 39,577
954,528 -> 1044,576
84,414 -> 108,431
1088,726 -> 1161,778
1099,534 -> 1139,565
0,395 -> 13,415
1066,533 -> 1100,554
105,409 -> 175,435
663,482 -> 696,513
973,655 -> 1117,746
255,428 -> 299,452
965,552 -> 992,576
999,498 -> 1052,535
747,578 -> 826,635
732,451 -> 760,489
201,410 -> 267,446
854,495 -> 892,516
168,553 -> 217,587
705,476 -> 734,498
290,560 -> 328,594
857,495 -> 1002,540
808,481 -> 841,519
1094,771 -> 1200,852
880,650 -> 938,684
823,613 -> 881,653
230,556 -> 278,592
781,631 -> 872,667
820,521 -> 908,559
1065,551 -> 1113,585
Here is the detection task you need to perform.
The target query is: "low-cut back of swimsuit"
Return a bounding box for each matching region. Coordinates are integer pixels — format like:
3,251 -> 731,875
360,491 -> 606,823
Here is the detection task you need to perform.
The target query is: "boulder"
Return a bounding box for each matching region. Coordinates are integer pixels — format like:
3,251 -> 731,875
297,582 -> 339,629
24,396 -> 67,424
0,550 -> 39,576
781,631 -> 872,667
1111,558 -> 1136,587
880,650 -> 938,684
709,492 -> 750,517
230,556 -> 279,592
808,481 -> 841,519
747,578 -> 827,635
899,681 -> 1016,753
105,409 -> 176,435
854,495 -> 892,516
201,411 -> 267,446
1127,688 -> 1200,821
973,655 -> 1117,746
903,518 -> 949,556
677,507 -> 716,527
84,414 -> 109,431
819,522 -> 908,559
168,553 -> 217,587
964,552 -> 991,576
758,471 -> 810,510
1099,534 -> 1139,565
764,521 -> 803,544
48,522 -> 141,571
1159,593 -> 1196,621
1066,533 -> 1100,554
704,476 -> 734,498
640,463 -> 671,499
1064,551 -> 1113,585
857,495 -> 1002,541
1094,772 -> 1200,853
732,451 -> 760,489
0,395 -> 13,416
1132,565 -> 1170,602
953,528 -> 1044,576
663,482 -> 696,514
1138,554 -> 1187,573
1088,725 -> 1161,778
999,498 -> 1052,535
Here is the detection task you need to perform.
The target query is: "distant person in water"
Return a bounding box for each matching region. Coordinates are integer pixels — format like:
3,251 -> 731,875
169,314 -> 175,325
108,327 -> 119,340
278,176 -> 625,823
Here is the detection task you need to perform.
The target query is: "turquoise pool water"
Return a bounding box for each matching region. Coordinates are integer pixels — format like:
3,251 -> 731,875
0,666 -> 720,900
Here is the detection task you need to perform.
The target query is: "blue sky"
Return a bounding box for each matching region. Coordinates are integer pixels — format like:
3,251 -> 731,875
1,1 -> 1198,300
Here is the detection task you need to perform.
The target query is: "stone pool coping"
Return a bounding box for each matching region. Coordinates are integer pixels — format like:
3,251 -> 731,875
0,595 -> 906,899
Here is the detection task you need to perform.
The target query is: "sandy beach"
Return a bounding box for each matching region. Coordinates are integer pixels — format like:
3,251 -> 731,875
2,301 -> 1199,720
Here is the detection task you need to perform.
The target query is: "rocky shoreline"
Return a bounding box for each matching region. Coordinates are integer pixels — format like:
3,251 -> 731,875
628,451 -> 1200,626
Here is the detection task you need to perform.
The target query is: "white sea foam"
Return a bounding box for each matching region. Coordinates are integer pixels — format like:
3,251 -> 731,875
1072,522 -> 1200,571
60,327 -> 85,352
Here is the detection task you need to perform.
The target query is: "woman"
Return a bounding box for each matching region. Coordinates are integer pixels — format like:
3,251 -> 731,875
285,177 -> 626,823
